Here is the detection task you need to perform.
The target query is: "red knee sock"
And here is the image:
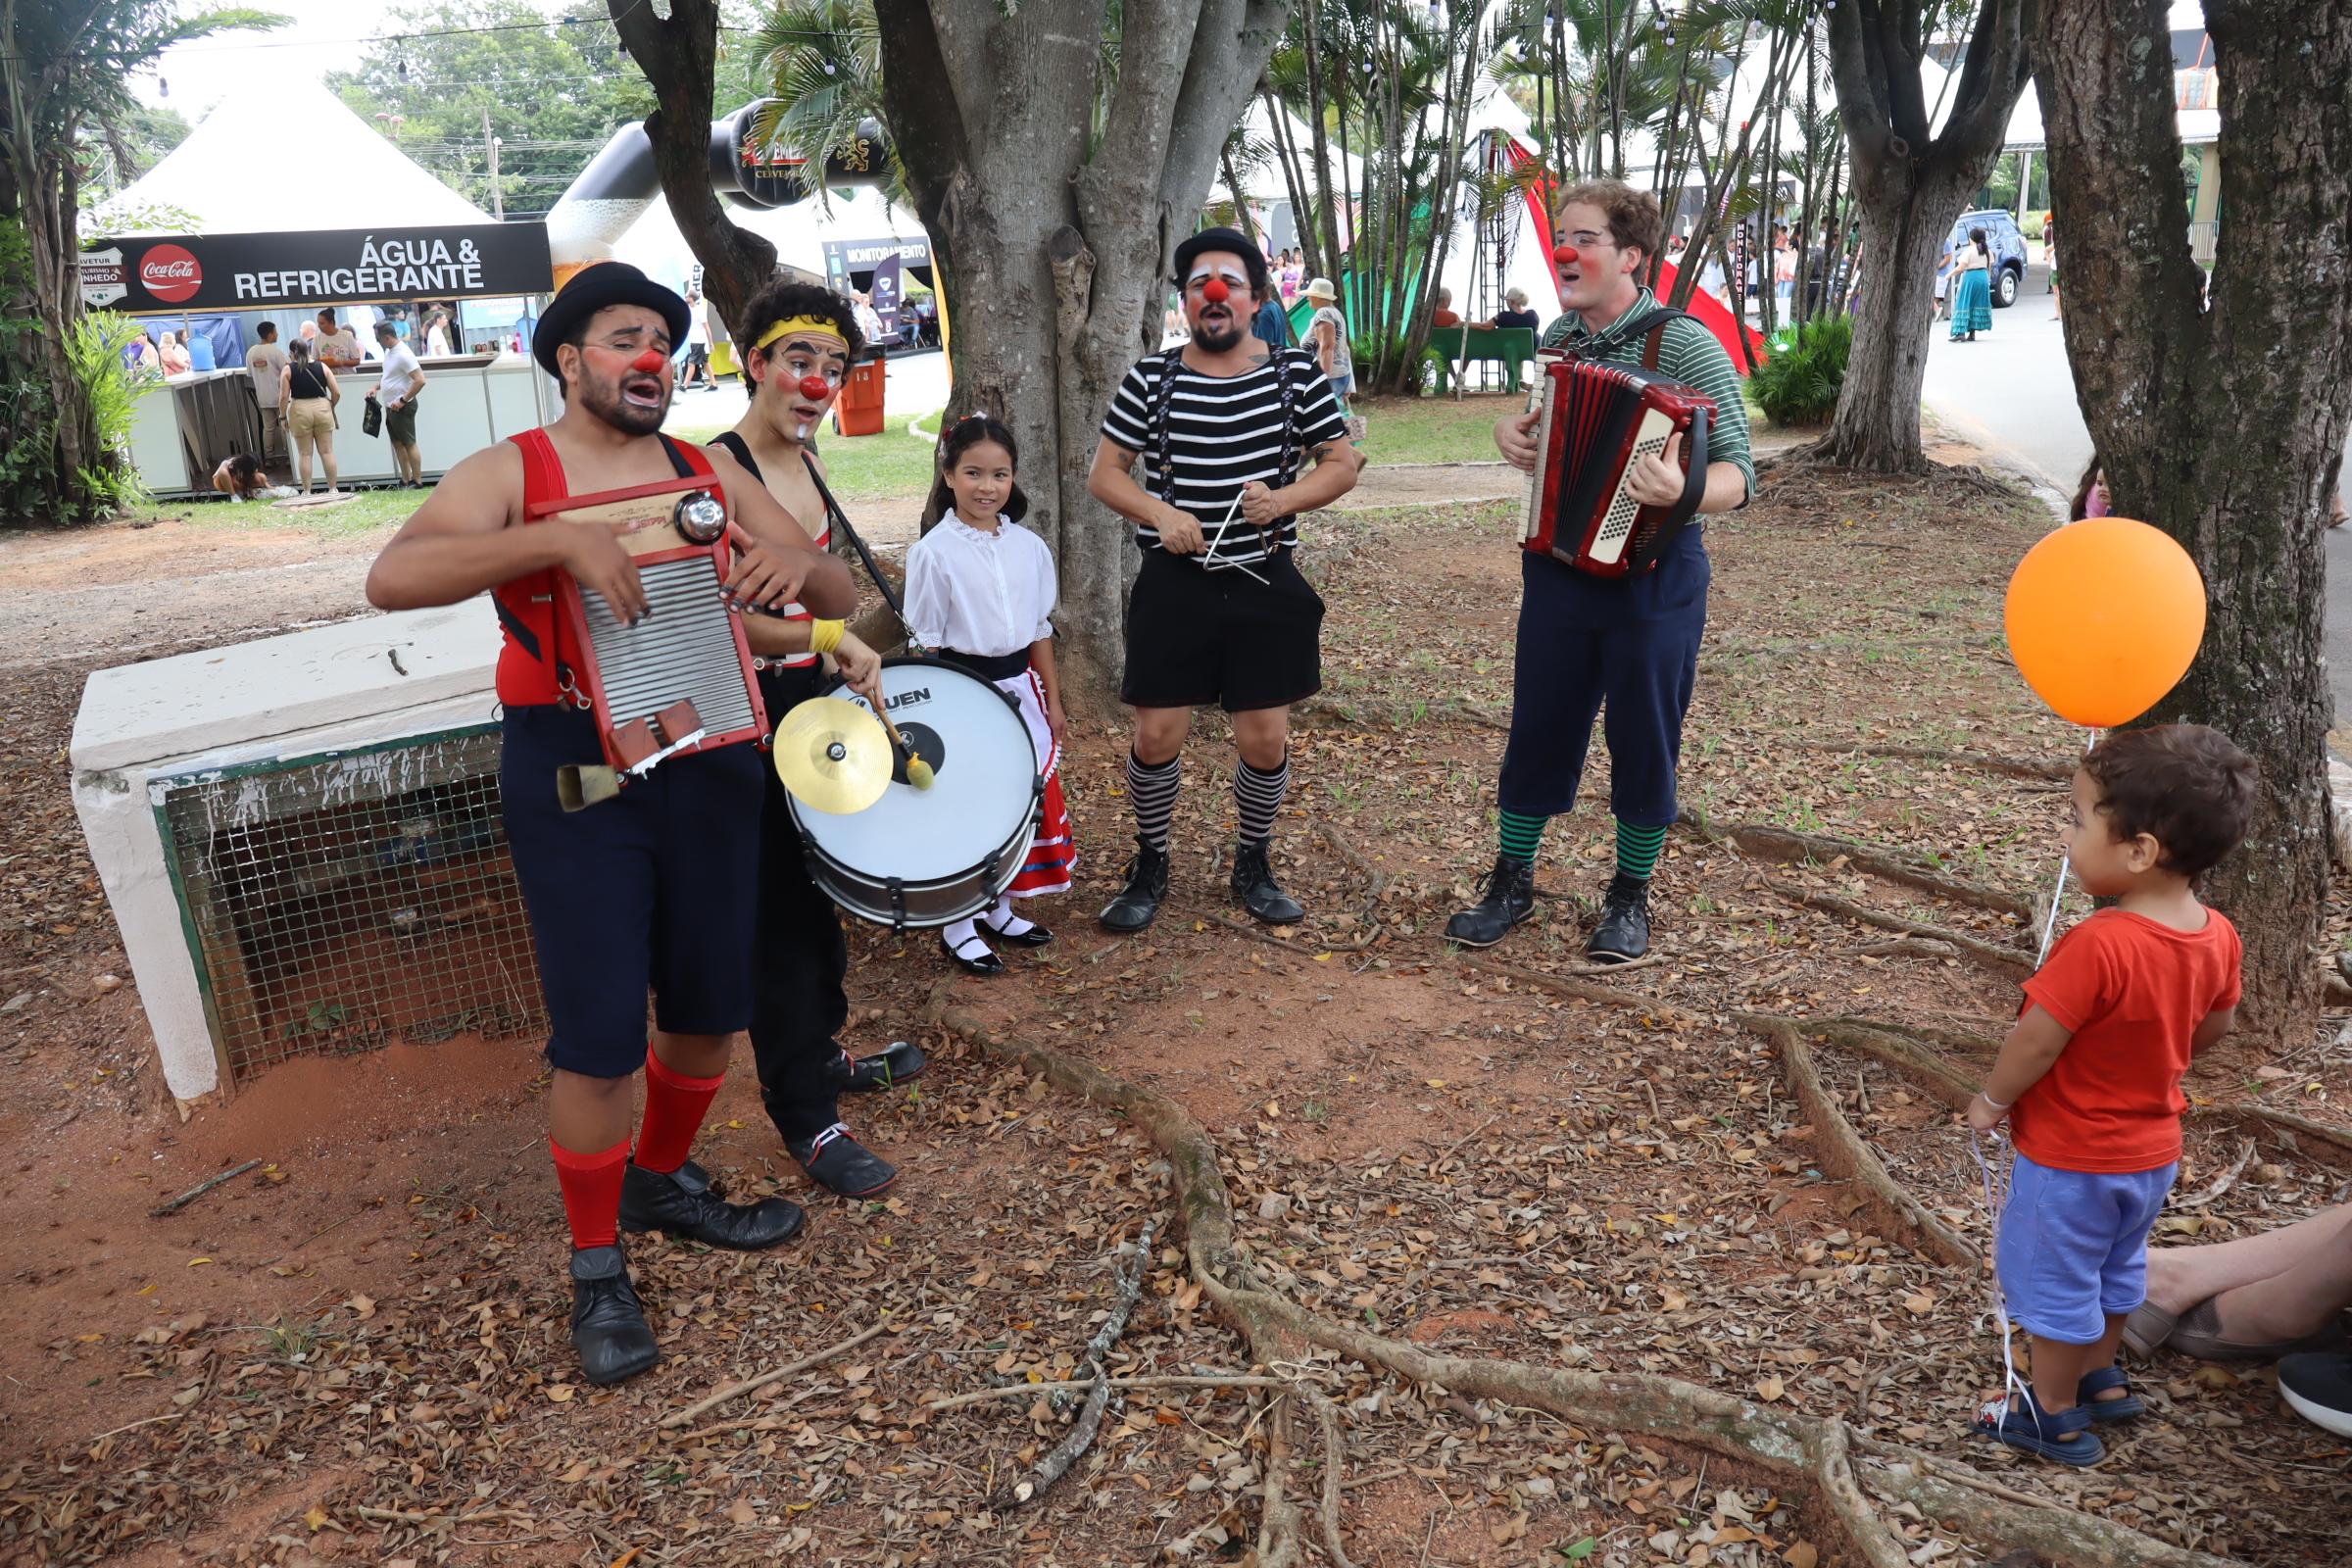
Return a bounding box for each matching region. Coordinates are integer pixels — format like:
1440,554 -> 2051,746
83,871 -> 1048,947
635,1047 -> 723,1174
549,1137 -> 629,1250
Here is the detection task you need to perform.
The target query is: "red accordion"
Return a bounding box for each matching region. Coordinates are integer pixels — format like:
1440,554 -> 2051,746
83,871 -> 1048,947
527,475 -> 768,774
1520,355 -> 1715,577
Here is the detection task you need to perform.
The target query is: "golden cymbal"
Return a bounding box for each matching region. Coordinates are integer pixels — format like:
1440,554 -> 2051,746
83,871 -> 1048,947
772,697 -> 892,814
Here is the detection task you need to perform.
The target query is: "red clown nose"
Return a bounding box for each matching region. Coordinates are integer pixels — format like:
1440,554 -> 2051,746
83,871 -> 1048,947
1552,245 -> 1580,266
1201,277 -> 1231,304
799,374 -> 833,402
630,348 -> 667,374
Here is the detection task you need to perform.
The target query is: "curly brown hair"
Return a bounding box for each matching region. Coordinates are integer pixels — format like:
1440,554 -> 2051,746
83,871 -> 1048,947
733,276 -> 865,385
1556,179 -> 1664,265
2081,724 -> 2259,878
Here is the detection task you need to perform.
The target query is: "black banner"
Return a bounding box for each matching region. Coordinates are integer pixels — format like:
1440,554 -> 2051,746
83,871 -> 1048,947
87,223 -> 552,314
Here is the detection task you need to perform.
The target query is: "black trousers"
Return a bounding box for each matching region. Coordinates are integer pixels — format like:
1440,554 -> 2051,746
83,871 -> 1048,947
749,664 -> 852,1142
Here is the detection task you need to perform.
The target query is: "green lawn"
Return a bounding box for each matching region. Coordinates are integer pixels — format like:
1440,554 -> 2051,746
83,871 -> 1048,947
668,409 -> 945,500
1352,392 -> 1526,466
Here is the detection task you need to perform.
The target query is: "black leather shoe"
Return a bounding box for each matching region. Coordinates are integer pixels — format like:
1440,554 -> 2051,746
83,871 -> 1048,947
1100,836 -> 1170,932
1585,872 -> 1651,963
1231,841 -> 1303,924
569,1244 -> 660,1385
788,1123 -> 899,1196
836,1038 -> 928,1093
1445,856 -> 1537,948
977,910 -> 1055,947
941,929 -> 1005,975
618,1158 -> 805,1250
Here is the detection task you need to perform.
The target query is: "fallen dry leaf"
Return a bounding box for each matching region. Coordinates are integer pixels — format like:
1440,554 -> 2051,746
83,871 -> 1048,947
1756,1376 -> 1786,1402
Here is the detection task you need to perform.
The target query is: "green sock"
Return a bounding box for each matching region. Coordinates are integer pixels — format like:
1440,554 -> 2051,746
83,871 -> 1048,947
1496,810 -> 1547,866
1615,819 -> 1667,881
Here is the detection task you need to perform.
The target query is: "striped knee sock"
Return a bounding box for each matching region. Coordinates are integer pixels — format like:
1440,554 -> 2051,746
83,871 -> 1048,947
1615,819 -> 1668,882
1235,757 -> 1290,848
1127,752 -> 1181,852
1496,810 -> 1547,867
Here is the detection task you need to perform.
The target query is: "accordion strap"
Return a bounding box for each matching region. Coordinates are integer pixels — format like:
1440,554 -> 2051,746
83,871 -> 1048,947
1565,306 -> 1691,372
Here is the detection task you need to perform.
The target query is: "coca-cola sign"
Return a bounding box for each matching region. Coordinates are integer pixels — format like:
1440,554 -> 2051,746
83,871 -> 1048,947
139,244 -> 202,304
93,224 -> 552,313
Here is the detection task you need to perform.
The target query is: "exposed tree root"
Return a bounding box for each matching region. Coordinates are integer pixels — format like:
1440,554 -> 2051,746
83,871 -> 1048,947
1765,880 -> 2034,977
2199,1102 -> 2352,1171
1784,740 -> 2074,781
1454,953 -> 1700,1022
1802,1016 -> 1984,1111
1680,810 -> 2034,919
1737,1014 -> 1980,1267
917,986 -> 2223,1568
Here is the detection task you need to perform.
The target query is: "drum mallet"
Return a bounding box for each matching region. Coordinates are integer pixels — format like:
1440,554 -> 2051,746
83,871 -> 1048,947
876,703 -> 934,791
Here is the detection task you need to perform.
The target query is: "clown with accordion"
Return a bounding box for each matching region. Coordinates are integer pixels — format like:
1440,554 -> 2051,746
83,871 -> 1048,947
1448,180 -> 1755,962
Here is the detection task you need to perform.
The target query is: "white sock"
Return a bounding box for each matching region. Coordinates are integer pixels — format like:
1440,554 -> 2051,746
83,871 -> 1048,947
987,892 -> 1034,936
944,917 -> 989,957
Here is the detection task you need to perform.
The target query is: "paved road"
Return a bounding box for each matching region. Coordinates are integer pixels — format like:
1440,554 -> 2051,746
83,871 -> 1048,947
1914,268 -> 2352,736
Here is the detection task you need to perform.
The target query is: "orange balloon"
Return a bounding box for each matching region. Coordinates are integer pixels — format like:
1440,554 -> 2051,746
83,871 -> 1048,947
2004,516 -> 2206,728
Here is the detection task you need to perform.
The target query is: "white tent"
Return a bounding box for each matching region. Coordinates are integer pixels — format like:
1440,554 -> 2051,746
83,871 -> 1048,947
604,186 -> 931,300
89,77 -> 492,236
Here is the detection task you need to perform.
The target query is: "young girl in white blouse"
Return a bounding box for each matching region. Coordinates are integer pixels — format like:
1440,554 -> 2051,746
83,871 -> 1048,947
905,415 -> 1074,974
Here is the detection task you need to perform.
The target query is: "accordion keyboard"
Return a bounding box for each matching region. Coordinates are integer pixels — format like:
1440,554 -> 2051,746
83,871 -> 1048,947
579,555 -> 759,739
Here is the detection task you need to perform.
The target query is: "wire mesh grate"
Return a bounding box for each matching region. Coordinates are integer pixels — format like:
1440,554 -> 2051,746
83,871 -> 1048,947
156,726 -> 545,1082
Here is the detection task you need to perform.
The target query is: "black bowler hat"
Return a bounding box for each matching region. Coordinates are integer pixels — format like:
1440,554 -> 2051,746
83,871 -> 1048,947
1172,226 -> 1269,296
532,261 -> 692,376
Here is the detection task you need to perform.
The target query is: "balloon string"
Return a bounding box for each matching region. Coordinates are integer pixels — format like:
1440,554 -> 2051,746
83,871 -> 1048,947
2034,727 -> 2098,969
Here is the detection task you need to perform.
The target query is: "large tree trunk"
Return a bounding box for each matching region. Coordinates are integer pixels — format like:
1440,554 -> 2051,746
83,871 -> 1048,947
873,0 -> 1290,712
607,0 -> 776,333
1813,0 -> 2032,471
2035,0 -> 2352,1052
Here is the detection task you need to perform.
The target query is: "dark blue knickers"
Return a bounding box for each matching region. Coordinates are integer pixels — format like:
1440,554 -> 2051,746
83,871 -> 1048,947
1494,528 -> 1711,827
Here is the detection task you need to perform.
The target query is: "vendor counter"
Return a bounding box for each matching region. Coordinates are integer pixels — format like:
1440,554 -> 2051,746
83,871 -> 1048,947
128,351 -> 556,496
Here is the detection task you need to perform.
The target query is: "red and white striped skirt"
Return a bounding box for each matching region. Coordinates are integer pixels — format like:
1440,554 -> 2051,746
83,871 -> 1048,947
1000,667 -> 1074,898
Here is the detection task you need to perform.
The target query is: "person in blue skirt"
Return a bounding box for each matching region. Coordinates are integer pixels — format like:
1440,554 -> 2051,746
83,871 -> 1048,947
1950,226 -> 1994,342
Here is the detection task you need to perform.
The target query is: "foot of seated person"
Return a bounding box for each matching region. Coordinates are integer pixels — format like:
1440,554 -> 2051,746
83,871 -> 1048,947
2161,1286 -> 2350,1360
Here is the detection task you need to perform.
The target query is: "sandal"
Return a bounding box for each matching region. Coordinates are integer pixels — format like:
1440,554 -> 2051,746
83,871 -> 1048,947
1971,1392 -> 2105,1466
2079,1366 -> 2144,1423
2163,1297 -> 2350,1362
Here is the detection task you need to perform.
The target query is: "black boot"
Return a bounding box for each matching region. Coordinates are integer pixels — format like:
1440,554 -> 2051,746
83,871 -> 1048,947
1231,841 -> 1303,924
618,1158 -> 805,1250
788,1122 -> 899,1197
1100,836 -> 1170,932
833,1039 -> 928,1094
1444,856 -> 1537,948
1585,872 -> 1651,963
569,1244 -> 660,1385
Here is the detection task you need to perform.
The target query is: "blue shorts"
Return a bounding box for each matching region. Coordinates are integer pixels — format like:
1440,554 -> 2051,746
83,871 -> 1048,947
501,704 -> 763,1078
1996,1151 -> 2178,1344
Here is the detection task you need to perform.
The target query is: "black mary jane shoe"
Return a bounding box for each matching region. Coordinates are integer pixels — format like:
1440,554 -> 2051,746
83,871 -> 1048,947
788,1123 -> 900,1197
569,1244 -> 661,1385
837,1038 -> 929,1094
977,910 -> 1055,948
617,1157 -> 805,1250
1584,871 -> 1652,964
940,929 -> 1006,976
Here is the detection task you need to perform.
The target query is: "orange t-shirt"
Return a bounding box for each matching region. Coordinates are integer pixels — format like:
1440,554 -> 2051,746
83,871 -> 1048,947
2014,907 -> 2241,1173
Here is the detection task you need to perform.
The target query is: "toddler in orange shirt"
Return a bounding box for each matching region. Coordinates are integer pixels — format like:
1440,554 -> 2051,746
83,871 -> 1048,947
1968,725 -> 2257,1465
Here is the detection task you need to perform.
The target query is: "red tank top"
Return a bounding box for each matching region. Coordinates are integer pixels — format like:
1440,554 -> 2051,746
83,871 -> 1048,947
493,428 -> 718,707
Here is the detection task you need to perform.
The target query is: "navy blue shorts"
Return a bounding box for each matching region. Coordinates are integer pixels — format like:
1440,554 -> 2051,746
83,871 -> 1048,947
1997,1151 -> 2178,1344
501,704 -> 764,1079
1495,530 -> 1710,825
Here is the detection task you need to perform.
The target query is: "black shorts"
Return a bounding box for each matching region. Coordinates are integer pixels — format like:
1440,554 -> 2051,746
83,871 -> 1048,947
1121,546 -> 1324,712
501,704 -> 764,1078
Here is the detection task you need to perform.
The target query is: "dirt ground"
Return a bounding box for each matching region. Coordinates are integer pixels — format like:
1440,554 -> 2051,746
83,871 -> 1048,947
1,450 -> 2346,1568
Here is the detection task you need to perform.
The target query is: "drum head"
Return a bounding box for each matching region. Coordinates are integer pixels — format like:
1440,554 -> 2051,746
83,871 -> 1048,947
794,660 -> 1038,882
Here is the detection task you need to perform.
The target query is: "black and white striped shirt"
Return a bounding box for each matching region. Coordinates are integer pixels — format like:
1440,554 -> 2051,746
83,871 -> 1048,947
1101,348 -> 1348,564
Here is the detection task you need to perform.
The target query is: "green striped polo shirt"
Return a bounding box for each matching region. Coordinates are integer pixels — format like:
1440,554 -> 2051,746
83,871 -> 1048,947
1541,288 -> 1754,504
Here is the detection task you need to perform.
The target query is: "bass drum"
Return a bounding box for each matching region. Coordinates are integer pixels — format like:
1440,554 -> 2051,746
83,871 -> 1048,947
790,657 -> 1043,929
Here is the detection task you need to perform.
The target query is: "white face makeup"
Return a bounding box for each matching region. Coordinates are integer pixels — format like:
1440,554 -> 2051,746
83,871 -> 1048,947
1183,254 -> 1254,347
757,332 -> 852,442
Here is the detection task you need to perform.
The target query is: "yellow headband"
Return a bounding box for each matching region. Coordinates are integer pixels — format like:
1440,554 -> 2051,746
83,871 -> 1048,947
753,316 -> 850,354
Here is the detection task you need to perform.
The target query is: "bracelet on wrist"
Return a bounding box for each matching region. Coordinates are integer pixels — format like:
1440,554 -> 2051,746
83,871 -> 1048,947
1980,1093 -> 2011,1110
